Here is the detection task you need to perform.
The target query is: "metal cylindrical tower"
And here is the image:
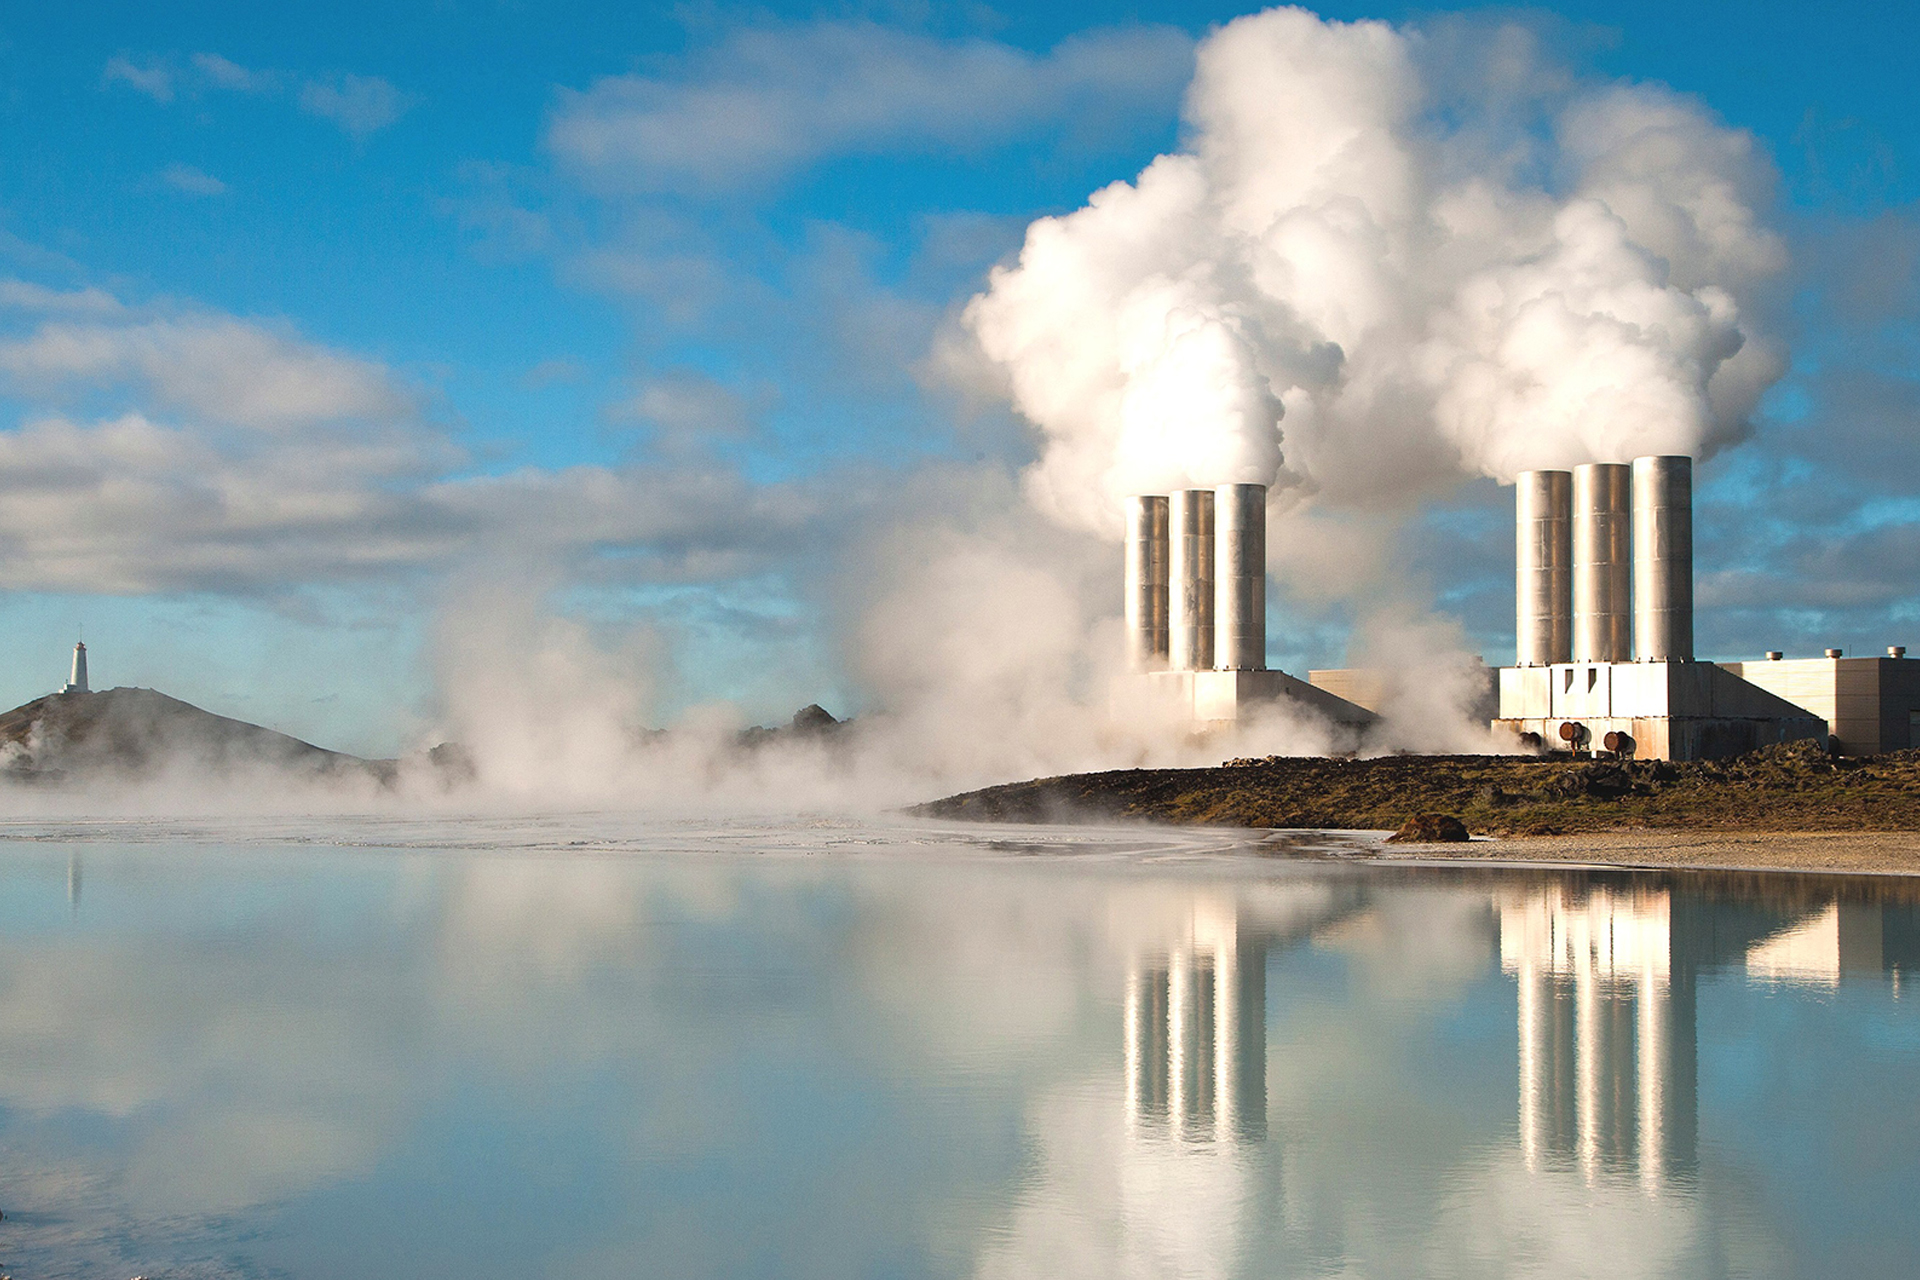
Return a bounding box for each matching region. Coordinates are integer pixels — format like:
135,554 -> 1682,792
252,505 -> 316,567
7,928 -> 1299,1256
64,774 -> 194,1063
1516,470 -> 1573,667
1124,496 -> 1170,671
1168,489 -> 1215,672
1572,463 -> 1632,663
1632,455 -> 1694,662
1212,483 -> 1267,671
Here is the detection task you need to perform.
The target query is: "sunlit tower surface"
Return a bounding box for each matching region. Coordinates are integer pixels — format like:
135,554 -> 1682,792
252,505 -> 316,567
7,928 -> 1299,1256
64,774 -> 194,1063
61,641 -> 89,694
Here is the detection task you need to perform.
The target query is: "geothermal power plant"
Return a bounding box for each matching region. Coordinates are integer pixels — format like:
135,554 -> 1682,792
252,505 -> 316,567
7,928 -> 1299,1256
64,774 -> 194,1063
1124,458 -> 1920,761
1124,483 -> 1373,729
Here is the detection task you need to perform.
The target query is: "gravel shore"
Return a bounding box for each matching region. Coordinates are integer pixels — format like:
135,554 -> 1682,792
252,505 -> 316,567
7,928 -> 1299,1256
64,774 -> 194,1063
1373,829 -> 1920,876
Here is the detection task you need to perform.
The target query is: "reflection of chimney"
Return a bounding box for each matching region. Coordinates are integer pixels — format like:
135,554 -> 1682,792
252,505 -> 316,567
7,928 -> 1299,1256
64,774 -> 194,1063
1124,909 -> 1266,1144
1503,883 -> 1696,1189
1124,496 -> 1171,671
1169,490 -> 1215,671
1515,471 -> 1572,666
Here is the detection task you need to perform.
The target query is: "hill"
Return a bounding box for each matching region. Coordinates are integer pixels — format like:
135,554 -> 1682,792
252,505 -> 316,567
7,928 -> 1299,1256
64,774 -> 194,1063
0,687 -> 392,785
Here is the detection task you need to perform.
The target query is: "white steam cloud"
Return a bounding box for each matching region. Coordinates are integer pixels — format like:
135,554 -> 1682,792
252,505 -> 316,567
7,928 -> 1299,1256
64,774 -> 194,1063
966,7 -> 1786,534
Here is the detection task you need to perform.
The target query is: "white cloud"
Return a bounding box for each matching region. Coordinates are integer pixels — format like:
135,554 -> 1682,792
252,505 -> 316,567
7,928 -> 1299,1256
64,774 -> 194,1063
161,163 -> 228,197
190,50 -> 268,92
547,22 -> 1193,193
0,279 -> 125,316
102,52 -> 411,136
102,54 -> 174,102
0,291 -> 845,596
298,74 -> 411,136
0,314 -> 415,431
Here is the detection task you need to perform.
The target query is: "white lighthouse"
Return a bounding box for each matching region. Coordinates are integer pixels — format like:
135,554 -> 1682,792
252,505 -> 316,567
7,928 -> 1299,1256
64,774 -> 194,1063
61,641 -> 88,694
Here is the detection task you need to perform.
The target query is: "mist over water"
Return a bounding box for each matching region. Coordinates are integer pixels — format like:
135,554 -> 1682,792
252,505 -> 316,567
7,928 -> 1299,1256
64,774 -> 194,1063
0,819 -> 1912,1279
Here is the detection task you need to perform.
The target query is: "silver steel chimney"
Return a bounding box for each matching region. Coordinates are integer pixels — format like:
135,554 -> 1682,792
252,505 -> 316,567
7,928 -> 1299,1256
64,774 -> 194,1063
1124,495 -> 1170,671
1169,489 -> 1215,671
1572,462 -> 1631,663
1632,455 -> 1694,662
1213,483 -> 1267,671
1515,470 -> 1572,666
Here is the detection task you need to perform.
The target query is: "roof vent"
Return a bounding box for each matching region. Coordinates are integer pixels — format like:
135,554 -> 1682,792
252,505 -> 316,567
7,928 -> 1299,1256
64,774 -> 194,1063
1891,646 -> 1908,659
1764,650 -> 1783,661
1825,648 -> 1844,659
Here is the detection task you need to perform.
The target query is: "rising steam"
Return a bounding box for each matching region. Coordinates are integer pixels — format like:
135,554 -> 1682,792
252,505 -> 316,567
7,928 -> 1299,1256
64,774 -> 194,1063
967,7 -> 1785,534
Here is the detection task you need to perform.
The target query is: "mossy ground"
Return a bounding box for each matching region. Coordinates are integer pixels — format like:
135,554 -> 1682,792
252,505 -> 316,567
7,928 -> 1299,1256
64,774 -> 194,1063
913,739 -> 1920,835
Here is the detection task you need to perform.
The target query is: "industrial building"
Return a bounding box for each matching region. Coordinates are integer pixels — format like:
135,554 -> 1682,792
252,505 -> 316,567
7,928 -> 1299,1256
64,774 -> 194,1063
1722,649 -> 1920,755
1123,483 -> 1373,729
1492,456 -> 1828,761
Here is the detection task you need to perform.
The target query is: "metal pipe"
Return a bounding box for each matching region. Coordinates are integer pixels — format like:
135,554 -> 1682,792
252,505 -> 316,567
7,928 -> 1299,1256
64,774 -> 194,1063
1516,471 -> 1573,666
1213,483 -> 1267,671
1123,496 -> 1170,671
1631,456 -> 1693,662
1573,463 -> 1631,663
1169,489 -> 1215,671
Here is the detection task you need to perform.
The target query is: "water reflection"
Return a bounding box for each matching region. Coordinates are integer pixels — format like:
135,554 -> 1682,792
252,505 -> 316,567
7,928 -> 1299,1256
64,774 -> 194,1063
1746,899 -> 1919,988
1500,883 -> 1694,1188
1123,897 -> 1266,1144
0,829 -> 1913,1279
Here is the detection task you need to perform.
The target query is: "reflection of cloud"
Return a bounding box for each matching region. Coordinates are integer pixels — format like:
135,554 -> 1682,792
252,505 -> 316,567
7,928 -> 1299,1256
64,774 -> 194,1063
975,1079 -> 1256,1280
0,836 -> 1869,1276
1426,1150 -> 1739,1280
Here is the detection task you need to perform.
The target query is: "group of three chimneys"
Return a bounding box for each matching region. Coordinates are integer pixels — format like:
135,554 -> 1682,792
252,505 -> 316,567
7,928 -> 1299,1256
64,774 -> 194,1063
1516,455 -> 1695,669
1124,482 -> 1270,674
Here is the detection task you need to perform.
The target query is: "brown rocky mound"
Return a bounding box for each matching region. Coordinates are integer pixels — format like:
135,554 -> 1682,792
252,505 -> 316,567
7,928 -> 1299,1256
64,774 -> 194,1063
912,738 -> 1920,836
1387,813 -> 1471,842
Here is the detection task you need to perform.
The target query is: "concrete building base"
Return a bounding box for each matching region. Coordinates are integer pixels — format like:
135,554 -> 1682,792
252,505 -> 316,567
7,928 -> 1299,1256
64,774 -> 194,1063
1142,669 -> 1377,731
1494,661 -> 1826,761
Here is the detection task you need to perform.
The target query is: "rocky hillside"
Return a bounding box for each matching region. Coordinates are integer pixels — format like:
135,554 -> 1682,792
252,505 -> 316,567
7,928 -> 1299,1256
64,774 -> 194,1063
0,687 -> 391,785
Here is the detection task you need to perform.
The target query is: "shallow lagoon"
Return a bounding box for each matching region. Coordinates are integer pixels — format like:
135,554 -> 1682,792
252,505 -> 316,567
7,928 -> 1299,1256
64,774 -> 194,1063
0,817 -> 1914,1279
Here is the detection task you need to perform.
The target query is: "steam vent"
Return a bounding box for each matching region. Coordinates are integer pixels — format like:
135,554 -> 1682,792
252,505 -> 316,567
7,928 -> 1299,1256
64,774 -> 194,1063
1495,456 -> 1825,761
1124,483 -> 1373,729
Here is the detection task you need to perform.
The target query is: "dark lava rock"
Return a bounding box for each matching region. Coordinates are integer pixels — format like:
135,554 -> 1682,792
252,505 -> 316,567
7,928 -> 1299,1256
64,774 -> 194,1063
425,741 -> 479,784
791,704 -> 840,733
1553,763 -> 1636,800
1387,812 -> 1471,843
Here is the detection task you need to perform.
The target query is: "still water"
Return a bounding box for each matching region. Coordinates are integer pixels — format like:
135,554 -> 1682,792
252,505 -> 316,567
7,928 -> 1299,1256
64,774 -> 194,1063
0,816 -> 1914,1279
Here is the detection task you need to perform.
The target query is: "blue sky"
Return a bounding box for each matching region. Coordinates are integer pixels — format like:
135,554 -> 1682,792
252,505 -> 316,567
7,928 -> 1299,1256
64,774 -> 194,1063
1,0 -> 1917,756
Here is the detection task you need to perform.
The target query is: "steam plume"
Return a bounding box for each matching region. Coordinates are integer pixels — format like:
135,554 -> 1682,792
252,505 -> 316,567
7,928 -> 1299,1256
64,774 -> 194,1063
966,7 -> 1785,535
